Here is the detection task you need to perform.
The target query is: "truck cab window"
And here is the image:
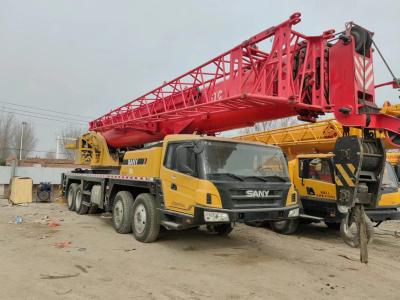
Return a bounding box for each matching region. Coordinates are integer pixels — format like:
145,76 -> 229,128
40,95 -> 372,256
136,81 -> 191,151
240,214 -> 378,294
164,144 -> 178,169
300,158 -> 333,183
164,143 -> 197,177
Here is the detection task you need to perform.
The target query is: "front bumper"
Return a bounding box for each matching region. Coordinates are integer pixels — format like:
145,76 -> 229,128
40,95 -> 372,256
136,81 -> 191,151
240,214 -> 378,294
365,207 -> 400,222
194,204 -> 300,224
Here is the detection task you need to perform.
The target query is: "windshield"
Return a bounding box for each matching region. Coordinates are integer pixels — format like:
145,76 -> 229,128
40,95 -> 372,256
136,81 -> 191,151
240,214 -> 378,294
201,140 -> 289,180
382,162 -> 399,189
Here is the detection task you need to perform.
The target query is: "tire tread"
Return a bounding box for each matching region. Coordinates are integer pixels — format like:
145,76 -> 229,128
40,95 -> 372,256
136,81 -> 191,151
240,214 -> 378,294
112,191 -> 134,234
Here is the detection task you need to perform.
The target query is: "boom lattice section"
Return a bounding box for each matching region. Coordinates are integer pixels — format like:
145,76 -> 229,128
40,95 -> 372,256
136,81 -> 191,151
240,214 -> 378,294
235,119 -> 396,158
88,13 -> 400,148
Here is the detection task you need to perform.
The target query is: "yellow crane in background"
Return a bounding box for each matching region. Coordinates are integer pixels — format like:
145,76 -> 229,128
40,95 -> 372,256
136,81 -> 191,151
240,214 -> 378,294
236,118 -> 400,247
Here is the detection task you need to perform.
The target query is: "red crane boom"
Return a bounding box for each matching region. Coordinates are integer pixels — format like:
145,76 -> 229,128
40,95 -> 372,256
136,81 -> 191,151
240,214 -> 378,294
89,13 -> 400,149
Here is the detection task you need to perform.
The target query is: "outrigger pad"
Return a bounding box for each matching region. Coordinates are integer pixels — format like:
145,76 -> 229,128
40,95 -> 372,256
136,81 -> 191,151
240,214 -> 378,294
333,135 -> 385,213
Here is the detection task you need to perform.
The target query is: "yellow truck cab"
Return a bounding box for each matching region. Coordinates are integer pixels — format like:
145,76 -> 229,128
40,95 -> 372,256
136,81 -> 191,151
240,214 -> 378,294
288,153 -> 400,229
387,152 -> 400,181
62,134 -> 299,242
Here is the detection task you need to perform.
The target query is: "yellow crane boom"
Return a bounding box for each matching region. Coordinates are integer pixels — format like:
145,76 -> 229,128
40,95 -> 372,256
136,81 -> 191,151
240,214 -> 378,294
235,119 -> 393,159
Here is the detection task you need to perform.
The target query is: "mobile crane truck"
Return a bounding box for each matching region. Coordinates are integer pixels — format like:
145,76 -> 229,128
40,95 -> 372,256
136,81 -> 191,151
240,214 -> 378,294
65,135 -> 297,242
63,13 -> 400,261
236,119 -> 400,247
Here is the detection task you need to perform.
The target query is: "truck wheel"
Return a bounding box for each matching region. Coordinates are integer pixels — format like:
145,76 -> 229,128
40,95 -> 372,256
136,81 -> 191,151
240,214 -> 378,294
325,221 -> 341,231
112,191 -> 134,234
206,223 -> 234,236
270,219 -> 299,235
340,212 -> 374,248
244,221 -> 265,227
132,193 -> 160,243
88,205 -> 99,214
67,183 -> 79,211
75,187 -> 89,215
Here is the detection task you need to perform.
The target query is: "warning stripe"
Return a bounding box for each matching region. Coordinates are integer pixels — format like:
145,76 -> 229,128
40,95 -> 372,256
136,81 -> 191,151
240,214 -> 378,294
335,164 -> 354,187
66,173 -> 154,182
346,163 -> 355,174
335,170 -> 347,187
354,55 -> 374,90
335,175 -> 343,186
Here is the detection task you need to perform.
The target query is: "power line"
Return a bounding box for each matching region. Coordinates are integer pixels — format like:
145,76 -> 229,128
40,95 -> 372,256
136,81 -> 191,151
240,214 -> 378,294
0,108 -> 87,125
0,100 -> 94,120
29,121 -> 87,130
0,105 -> 87,123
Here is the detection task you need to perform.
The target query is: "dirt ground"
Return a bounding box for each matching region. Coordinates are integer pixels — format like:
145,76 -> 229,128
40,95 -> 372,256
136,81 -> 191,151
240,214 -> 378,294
0,198 -> 399,300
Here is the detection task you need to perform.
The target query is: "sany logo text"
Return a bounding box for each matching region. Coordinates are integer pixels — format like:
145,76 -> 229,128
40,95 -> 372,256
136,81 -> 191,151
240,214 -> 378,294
245,190 -> 270,198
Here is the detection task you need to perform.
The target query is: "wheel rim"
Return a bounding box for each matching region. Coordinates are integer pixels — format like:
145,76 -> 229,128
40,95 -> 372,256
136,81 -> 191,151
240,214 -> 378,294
67,189 -> 74,207
75,190 -> 82,211
134,204 -> 147,234
113,200 -> 124,227
39,191 -> 49,201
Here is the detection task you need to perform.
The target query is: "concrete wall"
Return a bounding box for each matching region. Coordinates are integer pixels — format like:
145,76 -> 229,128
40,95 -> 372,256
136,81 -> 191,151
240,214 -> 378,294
0,166 -> 73,185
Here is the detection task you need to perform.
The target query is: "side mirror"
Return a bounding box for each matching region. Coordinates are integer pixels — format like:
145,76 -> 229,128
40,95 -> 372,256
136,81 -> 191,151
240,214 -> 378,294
301,164 -> 308,178
176,146 -> 195,176
300,159 -> 309,186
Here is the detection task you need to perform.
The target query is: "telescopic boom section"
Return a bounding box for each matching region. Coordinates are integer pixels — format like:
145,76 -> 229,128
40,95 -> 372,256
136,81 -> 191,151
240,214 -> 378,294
89,13 -> 400,148
235,119 -> 395,159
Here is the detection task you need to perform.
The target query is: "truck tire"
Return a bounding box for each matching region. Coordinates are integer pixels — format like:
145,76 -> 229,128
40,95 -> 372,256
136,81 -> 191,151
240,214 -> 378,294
67,183 -> 79,211
112,191 -> 134,234
75,187 -> 89,215
88,205 -> 99,214
325,221 -> 341,231
206,223 -> 234,236
132,193 -> 160,243
270,219 -> 299,235
244,221 -> 265,227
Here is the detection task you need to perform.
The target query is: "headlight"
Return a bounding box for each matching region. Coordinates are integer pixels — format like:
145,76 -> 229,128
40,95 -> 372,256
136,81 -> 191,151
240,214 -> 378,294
397,207 -> 400,212
204,211 -> 230,222
288,208 -> 299,217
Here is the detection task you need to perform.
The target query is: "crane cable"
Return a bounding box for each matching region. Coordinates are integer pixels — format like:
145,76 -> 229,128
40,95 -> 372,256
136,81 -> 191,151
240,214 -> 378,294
371,39 -> 400,85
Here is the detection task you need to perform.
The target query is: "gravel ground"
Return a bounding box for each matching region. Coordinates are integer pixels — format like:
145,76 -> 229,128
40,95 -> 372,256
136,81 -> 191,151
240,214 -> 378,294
0,198 -> 399,300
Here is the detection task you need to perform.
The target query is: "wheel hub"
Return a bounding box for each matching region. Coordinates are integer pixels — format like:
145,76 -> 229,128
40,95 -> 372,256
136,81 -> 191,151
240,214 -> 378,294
67,190 -> 73,207
113,201 -> 123,226
134,204 -> 147,234
75,190 -> 82,210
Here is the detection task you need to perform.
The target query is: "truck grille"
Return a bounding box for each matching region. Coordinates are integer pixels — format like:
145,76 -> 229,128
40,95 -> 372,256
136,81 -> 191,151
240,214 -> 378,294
229,189 -> 284,208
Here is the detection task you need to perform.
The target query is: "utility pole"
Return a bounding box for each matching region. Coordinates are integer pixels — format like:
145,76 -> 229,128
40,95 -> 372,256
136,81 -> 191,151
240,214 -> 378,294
56,136 -> 61,159
19,121 -> 27,160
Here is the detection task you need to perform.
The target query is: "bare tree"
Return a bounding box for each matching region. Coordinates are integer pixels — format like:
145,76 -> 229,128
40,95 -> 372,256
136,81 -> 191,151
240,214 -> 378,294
57,127 -> 84,160
0,113 -> 38,162
239,117 -> 299,135
13,122 -> 37,159
0,113 -> 17,164
45,150 -> 56,159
